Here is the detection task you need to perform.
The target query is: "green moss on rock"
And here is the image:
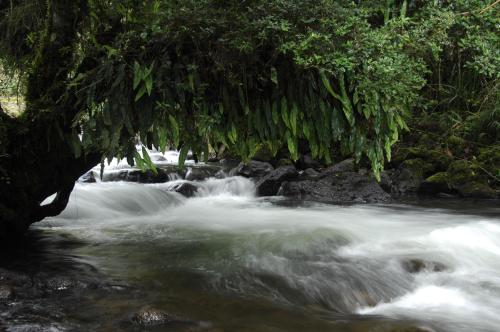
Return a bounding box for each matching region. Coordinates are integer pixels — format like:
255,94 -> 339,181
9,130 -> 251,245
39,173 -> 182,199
458,181 -> 498,199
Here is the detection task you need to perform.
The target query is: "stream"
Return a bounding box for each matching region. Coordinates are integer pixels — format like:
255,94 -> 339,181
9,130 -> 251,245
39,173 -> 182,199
2,155 -> 500,332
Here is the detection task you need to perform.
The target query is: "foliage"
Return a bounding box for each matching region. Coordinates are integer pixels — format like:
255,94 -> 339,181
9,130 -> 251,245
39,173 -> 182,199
0,0 -> 498,180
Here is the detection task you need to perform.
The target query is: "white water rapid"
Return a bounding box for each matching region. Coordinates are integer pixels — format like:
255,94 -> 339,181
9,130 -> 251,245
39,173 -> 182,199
37,157 -> 500,332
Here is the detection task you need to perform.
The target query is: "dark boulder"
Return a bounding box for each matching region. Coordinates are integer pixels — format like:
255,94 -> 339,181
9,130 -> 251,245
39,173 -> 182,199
401,259 -> 447,273
230,160 -> 274,178
78,171 -> 96,183
184,166 -> 219,181
299,168 -> 321,180
169,182 -> 199,197
123,169 -> 169,183
278,160 -> 390,204
390,158 -> 434,196
256,165 -> 299,196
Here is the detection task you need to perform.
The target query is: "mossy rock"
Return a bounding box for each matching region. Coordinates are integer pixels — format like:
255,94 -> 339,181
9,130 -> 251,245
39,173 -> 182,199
418,172 -> 452,195
447,160 -> 481,185
447,160 -> 498,198
392,147 -> 451,172
446,135 -> 467,157
456,181 -> 498,199
478,146 -> 500,177
401,158 -> 435,178
276,158 -> 293,167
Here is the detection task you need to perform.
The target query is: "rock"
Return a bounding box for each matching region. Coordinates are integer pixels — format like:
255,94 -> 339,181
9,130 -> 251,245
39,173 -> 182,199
131,308 -> 179,326
447,160 -> 498,199
256,166 -> 299,196
124,169 -> 169,183
78,171 -> 96,183
300,168 -> 320,180
0,285 -> 14,300
278,165 -> 391,204
418,172 -> 452,195
380,170 -> 394,194
230,160 -> 274,178
457,181 -> 498,199
401,259 -> 447,273
170,182 -> 199,197
295,154 -> 321,170
185,166 -> 219,181
214,170 -> 227,179
323,158 -> 356,174
390,158 -> 434,196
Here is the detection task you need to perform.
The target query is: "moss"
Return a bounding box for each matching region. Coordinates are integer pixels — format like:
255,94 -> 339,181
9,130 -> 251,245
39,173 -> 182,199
478,146 -> 500,176
458,181 -> 498,199
251,143 -> 275,162
276,158 -> 293,167
426,172 -> 449,184
393,147 -> 452,172
447,135 -> 467,156
402,158 -> 435,178
447,160 -> 480,186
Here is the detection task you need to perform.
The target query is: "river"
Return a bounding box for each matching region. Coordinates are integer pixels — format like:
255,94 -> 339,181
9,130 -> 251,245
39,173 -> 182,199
3,155 -> 500,332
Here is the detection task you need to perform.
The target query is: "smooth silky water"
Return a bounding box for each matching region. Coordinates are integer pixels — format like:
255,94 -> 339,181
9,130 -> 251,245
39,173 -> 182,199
30,158 -> 500,332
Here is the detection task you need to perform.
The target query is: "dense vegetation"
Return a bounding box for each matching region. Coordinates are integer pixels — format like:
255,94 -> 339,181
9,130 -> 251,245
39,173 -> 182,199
0,0 -> 498,235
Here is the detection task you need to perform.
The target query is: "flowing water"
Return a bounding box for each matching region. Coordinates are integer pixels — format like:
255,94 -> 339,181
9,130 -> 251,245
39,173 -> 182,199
12,155 -> 500,331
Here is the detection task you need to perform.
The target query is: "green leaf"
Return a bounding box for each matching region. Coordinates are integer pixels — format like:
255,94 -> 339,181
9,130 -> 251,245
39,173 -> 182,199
320,71 -> 341,100
178,145 -> 190,169
135,85 -> 147,102
133,62 -> 142,90
142,146 -> 158,175
145,76 -> 153,96
290,103 -> 299,136
168,114 -> 180,147
271,66 -> 278,85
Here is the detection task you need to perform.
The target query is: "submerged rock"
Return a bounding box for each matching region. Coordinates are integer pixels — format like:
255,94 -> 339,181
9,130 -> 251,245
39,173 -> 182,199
132,308 -> 178,326
0,285 -> 14,300
230,160 -> 274,178
256,165 -> 299,196
401,259 -> 447,273
131,307 -> 209,329
170,182 -> 199,197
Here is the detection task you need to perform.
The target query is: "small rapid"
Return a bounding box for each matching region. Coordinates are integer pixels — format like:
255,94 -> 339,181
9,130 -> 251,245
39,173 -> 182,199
35,163 -> 500,332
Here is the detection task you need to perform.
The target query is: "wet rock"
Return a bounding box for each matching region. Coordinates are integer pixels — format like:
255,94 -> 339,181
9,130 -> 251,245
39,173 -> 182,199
0,285 -> 14,300
390,158 -> 433,196
323,158 -> 356,174
230,160 -> 274,178
256,165 -> 299,196
214,170 -> 227,179
380,170 -> 394,194
278,161 -> 390,204
300,168 -> 320,180
402,259 -> 447,273
295,154 -> 321,170
124,169 -> 169,183
78,171 -> 96,183
131,307 -> 202,328
185,166 -> 219,181
386,326 -> 435,332
170,182 -> 199,197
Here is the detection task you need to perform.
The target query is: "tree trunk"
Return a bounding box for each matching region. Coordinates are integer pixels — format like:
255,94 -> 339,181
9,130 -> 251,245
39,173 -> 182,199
0,0 -> 98,239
